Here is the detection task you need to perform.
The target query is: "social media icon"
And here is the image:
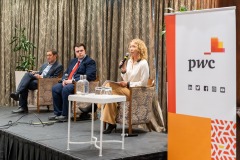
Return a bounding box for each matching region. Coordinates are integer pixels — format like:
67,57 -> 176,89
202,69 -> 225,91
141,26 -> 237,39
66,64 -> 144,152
188,85 -> 192,90
196,85 -> 200,91
204,86 -> 208,91
212,86 -> 217,92
220,87 -> 225,93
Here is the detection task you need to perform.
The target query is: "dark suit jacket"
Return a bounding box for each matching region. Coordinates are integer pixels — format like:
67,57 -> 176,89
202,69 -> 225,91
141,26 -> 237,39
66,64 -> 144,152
38,61 -> 63,78
62,55 -> 96,81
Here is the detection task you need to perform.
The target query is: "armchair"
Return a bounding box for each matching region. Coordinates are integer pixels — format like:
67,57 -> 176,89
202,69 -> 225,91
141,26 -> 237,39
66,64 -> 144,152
116,79 -> 155,134
28,78 -> 61,112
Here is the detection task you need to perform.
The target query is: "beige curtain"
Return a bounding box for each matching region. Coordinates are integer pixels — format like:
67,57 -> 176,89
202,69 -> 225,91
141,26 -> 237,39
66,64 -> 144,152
0,0 -> 218,130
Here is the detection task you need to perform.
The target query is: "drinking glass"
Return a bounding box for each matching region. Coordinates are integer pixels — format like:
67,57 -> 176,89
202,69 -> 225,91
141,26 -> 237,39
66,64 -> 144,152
95,87 -> 103,95
103,87 -> 112,95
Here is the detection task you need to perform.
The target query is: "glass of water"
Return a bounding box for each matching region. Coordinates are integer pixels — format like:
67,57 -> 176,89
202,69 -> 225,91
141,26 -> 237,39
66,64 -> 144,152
104,87 -> 112,95
95,87 -> 103,95
95,87 -> 112,95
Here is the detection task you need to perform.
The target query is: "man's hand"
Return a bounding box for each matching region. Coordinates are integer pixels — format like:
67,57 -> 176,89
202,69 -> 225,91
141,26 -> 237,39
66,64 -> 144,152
34,74 -> 43,79
62,80 -> 72,86
29,70 -> 37,75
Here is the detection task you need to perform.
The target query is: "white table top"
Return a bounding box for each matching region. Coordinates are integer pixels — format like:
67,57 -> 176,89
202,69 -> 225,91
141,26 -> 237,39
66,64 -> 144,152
68,93 -> 126,104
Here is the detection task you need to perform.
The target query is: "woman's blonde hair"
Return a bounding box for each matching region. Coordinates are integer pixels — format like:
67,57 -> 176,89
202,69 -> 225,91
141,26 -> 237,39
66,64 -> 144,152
129,38 -> 148,60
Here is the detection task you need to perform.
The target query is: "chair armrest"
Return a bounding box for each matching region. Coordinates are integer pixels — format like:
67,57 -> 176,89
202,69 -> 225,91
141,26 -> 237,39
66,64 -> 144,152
37,78 -> 61,106
130,86 -> 155,94
38,78 -> 61,96
38,78 -> 61,88
129,86 -> 149,89
130,86 -> 155,115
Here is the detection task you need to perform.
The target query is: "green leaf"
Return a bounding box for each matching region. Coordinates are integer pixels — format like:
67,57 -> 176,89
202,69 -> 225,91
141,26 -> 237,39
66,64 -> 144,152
10,27 -> 36,70
180,6 -> 187,12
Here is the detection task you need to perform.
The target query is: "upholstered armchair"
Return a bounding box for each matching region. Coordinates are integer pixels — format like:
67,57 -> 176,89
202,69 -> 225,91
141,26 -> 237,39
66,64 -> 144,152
73,79 -> 100,122
116,79 -> 155,134
28,78 -> 61,112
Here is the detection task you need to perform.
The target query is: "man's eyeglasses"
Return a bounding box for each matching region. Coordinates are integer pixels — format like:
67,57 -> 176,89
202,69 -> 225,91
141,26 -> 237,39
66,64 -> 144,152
75,50 -> 84,53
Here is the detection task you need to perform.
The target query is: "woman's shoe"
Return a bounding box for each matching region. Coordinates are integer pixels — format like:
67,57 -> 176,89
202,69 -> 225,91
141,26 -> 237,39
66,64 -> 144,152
103,123 -> 117,134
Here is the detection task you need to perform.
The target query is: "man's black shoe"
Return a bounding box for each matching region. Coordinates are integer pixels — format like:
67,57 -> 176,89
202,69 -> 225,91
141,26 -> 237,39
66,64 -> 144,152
79,104 -> 97,113
12,107 -> 28,114
10,92 -> 19,101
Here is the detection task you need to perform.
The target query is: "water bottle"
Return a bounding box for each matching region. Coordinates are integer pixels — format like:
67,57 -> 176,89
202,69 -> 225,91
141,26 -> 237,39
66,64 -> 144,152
83,75 -> 89,94
76,75 -> 84,94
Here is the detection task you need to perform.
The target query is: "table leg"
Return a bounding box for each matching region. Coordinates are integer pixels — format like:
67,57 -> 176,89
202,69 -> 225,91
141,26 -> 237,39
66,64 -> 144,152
122,101 -> 125,149
91,103 -> 94,143
67,100 -> 71,150
99,104 -> 104,156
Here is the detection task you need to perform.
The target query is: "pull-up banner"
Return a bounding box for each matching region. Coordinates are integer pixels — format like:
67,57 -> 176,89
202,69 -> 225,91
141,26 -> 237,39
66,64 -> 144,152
166,7 -> 236,160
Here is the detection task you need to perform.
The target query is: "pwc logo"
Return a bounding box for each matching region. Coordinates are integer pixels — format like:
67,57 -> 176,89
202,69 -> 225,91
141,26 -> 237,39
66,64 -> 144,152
188,37 -> 225,72
204,37 -> 225,54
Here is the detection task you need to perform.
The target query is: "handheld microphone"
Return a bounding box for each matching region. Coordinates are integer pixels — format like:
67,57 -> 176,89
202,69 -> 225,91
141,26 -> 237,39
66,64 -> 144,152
65,73 -> 68,80
119,53 -> 129,69
59,73 -> 68,83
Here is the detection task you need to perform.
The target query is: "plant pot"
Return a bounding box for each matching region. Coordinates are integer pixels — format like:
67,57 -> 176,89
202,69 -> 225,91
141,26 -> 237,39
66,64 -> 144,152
15,71 -> 27,90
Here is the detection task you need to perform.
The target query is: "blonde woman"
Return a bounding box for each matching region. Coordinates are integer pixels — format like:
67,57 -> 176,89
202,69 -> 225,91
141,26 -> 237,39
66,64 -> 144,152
102,38 -> 149,134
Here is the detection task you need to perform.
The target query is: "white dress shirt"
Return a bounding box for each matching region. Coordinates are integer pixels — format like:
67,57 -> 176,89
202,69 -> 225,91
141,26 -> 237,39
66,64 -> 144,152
41,64 -> 53,77
121,58 -> 149,87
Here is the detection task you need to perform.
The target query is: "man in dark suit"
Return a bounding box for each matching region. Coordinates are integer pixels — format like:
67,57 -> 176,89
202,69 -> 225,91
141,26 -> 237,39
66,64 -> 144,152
10,50 -> 63,113
50,43 -> 96,121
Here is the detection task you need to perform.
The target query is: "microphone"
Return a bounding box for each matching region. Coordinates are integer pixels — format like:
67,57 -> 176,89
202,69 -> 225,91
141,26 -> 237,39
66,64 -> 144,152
65,73 -> 68,80
124,133 -> 138,137
59,73 -> 68,83
119,53 -> 129,69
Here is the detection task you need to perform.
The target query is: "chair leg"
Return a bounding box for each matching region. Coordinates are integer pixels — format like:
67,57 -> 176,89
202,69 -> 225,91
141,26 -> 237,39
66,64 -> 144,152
74,105 -> 76,122
128,124 -> 132,134
47,105 -> 50,111
37,105 -> 40,113
146,123 -> 152,132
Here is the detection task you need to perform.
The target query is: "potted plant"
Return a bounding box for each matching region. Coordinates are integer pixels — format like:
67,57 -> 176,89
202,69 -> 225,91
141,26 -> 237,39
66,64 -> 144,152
10,27 -> 36,89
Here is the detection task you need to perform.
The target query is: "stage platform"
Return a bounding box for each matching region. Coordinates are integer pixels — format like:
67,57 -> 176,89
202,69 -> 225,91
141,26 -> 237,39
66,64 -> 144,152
0,106 -> 167,160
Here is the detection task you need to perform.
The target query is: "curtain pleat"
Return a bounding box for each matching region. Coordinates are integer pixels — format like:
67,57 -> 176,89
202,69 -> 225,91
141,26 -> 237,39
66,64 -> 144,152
0,0 -> 12,106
